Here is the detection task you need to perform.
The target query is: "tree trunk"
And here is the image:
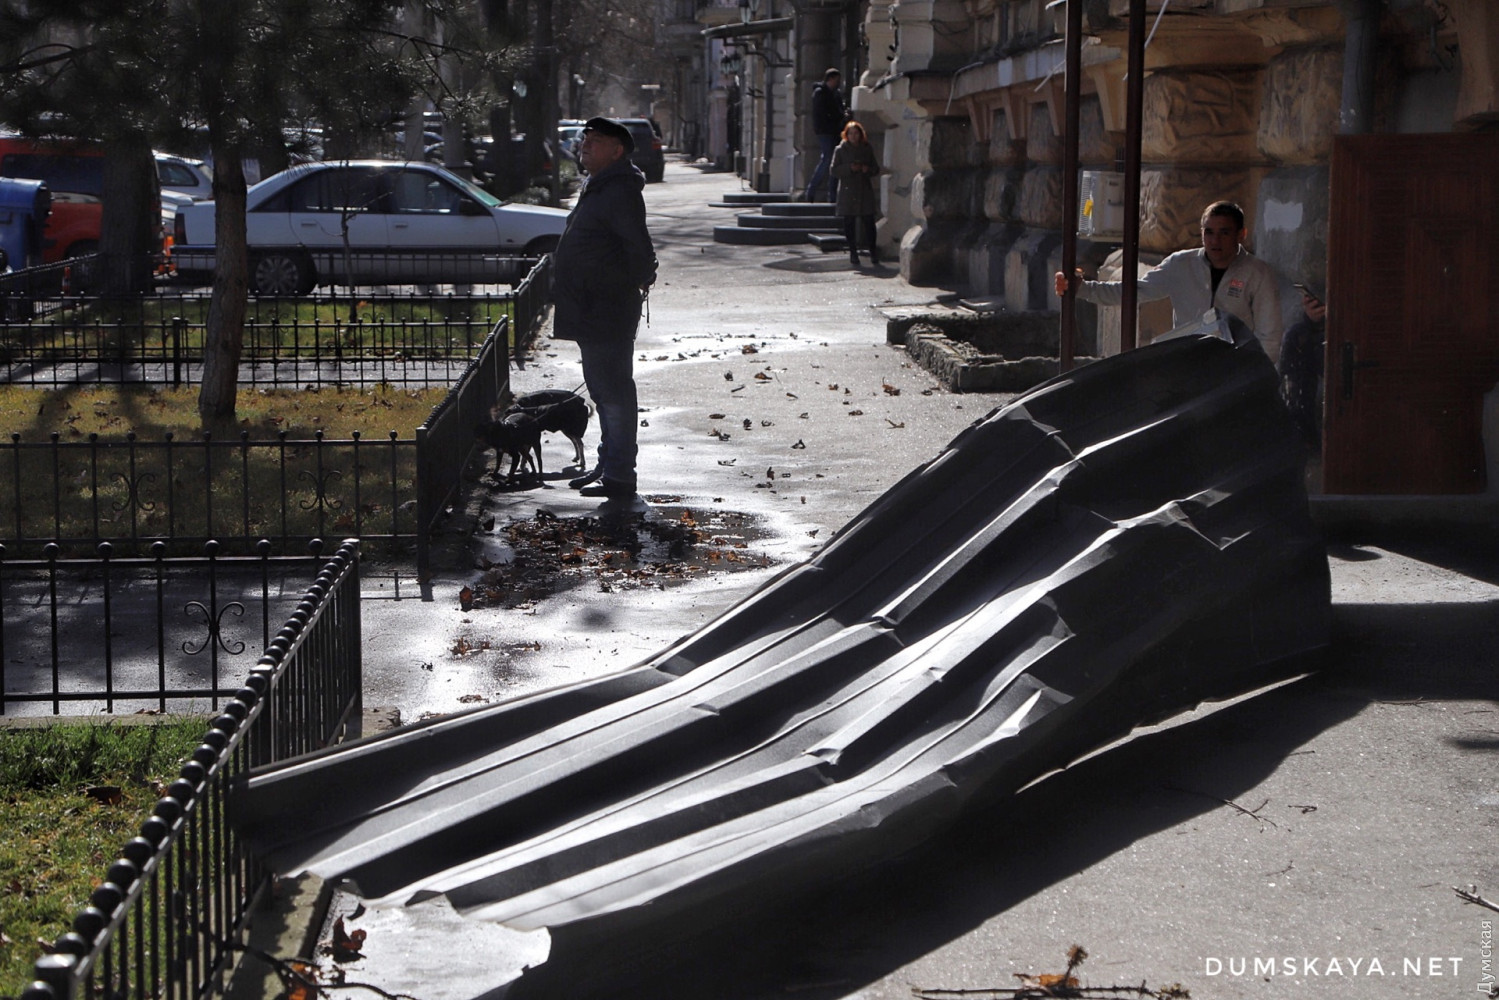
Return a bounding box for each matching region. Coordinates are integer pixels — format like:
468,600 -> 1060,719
197,150 -> 249,427
99,134 -> 157,295
537,0 -> 559,206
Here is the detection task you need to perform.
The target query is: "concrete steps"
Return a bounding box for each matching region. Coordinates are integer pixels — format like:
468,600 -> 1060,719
712,226 -> 814,246
735,214 -> 841,231
711,195 -> 846,249
761,203 -> 838,217
707,192 -> 790,207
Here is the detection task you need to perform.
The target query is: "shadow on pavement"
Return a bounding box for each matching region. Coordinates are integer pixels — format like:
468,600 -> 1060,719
763,255 -> 901,276
1325,525 -> 1499,588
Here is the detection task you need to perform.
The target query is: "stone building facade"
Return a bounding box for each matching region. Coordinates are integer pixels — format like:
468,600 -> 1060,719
836,0 -> 1489,354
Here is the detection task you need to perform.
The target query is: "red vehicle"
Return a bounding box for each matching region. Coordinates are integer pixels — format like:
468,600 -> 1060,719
0,135 -> 108,265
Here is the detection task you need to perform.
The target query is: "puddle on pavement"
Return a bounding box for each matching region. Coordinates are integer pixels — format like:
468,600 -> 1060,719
465,501 -> 775,611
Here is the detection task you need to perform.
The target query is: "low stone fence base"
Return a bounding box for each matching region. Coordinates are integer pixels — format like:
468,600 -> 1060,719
884,307 -> 1097,393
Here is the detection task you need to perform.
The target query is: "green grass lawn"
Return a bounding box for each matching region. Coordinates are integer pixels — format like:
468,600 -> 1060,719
0,718 -> 208,997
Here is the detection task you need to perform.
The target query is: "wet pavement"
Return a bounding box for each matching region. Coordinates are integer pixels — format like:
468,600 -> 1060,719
252,161 -> 1498,1000
359,164 -> 988,722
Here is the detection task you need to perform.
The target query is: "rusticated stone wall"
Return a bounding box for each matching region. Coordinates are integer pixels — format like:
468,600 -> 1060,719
1027,104 -> 1061,164
906,117 -> 990,285
988,109 -> 1025,166
1259,47 -> 1343,163
1137,68 -> 1264,253
983,166 -> 1023,222
1142,69 -> 1262,165
1140,167 -> 1258,254
1018,167 -> 1063,229
921,116 -> 982,169
1077,94 -> 1118,166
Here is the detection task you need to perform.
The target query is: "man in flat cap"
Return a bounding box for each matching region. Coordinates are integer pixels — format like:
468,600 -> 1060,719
551,116 -> 658,501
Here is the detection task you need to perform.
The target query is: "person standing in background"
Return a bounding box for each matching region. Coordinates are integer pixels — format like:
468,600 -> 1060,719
1055,201 -> 1283,362
831,121 -> 881,267
806,68 -> 848,204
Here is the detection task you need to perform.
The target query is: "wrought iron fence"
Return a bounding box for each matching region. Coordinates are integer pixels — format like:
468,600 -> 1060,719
0,538 -> 332,716
0,255 -> 552,389
415,312 -> 510,576
0,257 -> 86,309
508,252 -> 551,362
22,539 -> 363,1000
1,257 -> 549,567
2,313 -> 531,562
0,289 -> 508,390
2,427 -> 416,559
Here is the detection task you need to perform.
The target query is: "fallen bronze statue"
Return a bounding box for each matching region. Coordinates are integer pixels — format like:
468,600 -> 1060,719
234,332 -> 1329,982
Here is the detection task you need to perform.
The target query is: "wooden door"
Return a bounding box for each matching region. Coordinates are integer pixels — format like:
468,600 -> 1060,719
1323,133 -> 1499,494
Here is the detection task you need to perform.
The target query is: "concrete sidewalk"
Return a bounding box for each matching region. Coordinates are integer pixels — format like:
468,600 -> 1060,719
252,159 -> 1499,1000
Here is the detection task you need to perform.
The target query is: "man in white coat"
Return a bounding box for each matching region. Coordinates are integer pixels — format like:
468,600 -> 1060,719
1056,200 -> 1283,363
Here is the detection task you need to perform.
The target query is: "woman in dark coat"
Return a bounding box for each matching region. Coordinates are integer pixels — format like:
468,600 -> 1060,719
831,120 -> 881,267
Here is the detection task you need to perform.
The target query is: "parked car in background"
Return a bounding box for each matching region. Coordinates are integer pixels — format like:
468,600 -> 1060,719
557,120 -> 585,162
619,118 -> 665,183
0,136 -> 171,279
0,134 -> 104,264
155,152 -> 214,200
171,160 -> 570,295
391,129 -> 444,161
159,189 -> 192,247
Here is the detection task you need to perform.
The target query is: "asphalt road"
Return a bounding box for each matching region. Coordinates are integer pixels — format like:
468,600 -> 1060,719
307,160 -> 1499,1000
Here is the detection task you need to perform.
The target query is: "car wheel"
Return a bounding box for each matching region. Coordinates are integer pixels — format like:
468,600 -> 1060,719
523,236 -> 559,256
647,165 -> 664,183
253,253 -> 314,297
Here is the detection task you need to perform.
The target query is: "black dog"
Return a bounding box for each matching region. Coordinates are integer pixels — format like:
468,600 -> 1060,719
504,390 -> 591,471
475,412 -> 542,482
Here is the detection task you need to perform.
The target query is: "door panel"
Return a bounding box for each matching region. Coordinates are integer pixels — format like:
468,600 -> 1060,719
1324,133 -> 1499,494
384,168 -> 502,283
266,167 -> 388,283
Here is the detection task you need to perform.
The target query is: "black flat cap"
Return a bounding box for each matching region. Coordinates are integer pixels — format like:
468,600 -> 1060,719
583,116 -> 634,154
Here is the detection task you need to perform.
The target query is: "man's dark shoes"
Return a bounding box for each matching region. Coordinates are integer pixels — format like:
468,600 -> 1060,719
579,478 -> 636,500
568,467 -> 603,489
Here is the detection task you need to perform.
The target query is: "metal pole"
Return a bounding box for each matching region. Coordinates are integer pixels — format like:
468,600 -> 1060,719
1059,0 -> 1083,373
1120,0 -> 1146,352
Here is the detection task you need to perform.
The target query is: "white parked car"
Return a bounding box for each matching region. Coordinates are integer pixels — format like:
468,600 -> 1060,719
171,160 -> 570,295
155,152 -> 214,200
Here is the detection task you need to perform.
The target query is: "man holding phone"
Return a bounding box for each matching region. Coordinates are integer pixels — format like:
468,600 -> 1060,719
1055,200 -> 1283,362
1279,285 -> 1327,452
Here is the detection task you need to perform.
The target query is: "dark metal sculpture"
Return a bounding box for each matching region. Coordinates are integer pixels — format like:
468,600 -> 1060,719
234,334 -> 1329,944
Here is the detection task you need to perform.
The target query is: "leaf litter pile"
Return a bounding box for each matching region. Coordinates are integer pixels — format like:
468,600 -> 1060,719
469,505 -> 774,610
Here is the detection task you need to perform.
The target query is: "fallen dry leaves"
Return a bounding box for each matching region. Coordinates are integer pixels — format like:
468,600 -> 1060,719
466,507 -> 773,610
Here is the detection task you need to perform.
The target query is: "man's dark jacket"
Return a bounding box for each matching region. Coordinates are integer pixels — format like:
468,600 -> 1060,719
811,82 -> 847,137
551,157 -> 657,344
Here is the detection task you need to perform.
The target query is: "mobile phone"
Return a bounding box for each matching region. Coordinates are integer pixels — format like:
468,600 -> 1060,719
1292,281 -> 1323,304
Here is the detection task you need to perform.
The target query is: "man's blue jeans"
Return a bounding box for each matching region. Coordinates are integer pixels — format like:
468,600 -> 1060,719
807,134 -> 838,203
580,336 -> 638,487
